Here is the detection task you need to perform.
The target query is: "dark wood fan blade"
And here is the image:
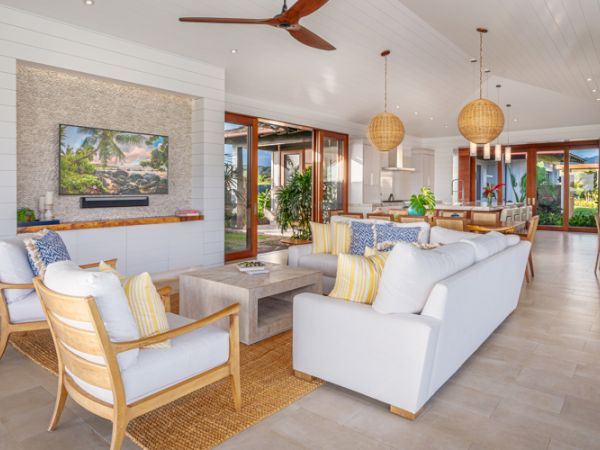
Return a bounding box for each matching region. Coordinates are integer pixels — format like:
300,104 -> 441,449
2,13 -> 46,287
179,17 -> 276,25
287,26 -> 335,50
285,0 -> 330,20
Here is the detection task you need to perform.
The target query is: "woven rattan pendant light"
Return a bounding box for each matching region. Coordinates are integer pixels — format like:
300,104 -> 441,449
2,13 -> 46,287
368,50 -> 405,152
458,28 -> 504,145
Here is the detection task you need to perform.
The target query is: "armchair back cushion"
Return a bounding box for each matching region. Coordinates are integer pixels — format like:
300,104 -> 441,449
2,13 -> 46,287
25,230 -> 71,277
373,242 -> 476,314
44,261 -> 140,370
0,238 -> 35,302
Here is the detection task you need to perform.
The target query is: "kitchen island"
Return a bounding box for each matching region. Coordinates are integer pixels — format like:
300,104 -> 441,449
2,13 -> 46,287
434,202 -> 524,219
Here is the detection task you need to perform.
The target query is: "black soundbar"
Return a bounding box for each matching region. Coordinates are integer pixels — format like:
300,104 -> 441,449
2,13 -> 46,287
80,196 -> 149,208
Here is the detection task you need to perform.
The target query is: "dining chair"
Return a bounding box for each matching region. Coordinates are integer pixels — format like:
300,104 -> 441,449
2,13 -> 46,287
521,215 -> 539,283
433,217 -> 466,231
399,216 -> 429,224
500,208 -> 515,223
438,210 -> 468,218
595,214 -> 599,273
0,258 -> 121,362
328,209 -> 344,217
339,213 -> 364,219
366,212 -> 392,221
472,211 -> 501,225
33,276 -> 241,450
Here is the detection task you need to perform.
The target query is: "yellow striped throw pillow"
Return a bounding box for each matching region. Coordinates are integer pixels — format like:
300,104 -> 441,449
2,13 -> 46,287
329,252 -> 389,304
331,222 -> 351,255
99,261 -> 170,348
311,221 -> 332,254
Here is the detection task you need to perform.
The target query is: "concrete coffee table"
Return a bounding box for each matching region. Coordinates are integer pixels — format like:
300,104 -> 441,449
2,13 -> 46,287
179,264 -> 322,345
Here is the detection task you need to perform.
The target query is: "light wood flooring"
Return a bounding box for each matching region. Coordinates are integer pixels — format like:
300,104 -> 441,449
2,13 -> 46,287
1,231 -> 599,450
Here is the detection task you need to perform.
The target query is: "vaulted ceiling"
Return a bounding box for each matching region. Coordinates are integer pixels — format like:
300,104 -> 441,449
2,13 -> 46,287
2,0 -> 600,137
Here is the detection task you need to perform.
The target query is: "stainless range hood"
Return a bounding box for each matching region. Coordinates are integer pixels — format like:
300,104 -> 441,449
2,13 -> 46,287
382,144 -> 416,172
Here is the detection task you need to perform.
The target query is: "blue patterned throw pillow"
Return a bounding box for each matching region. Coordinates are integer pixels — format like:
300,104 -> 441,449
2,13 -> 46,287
350,221 -> 375,255
24,230 -> 71,277
374,224 -> 420,246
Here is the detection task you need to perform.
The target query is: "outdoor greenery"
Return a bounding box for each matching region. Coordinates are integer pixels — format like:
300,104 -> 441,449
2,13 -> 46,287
569,207 -> 597,227
276,167 -> 312,240
506,165 -> 527,203
408,187 -> 436,216
257,188 -> 271,219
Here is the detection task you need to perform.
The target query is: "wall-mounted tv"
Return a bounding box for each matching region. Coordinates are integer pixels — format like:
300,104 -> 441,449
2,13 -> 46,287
59,124 -> 168,195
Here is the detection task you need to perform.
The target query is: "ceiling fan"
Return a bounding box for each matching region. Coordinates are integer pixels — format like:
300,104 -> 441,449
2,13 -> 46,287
179,0 -> 335,51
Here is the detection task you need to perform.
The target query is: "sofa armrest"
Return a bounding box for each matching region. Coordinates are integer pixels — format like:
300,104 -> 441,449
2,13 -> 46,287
288,244 -> 313,267
293,293 -> 440,413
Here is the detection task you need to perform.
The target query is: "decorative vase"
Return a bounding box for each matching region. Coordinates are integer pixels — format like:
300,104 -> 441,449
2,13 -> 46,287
480,199 -> 488,207
408,205 -> 419,216
487,195 -> 494,207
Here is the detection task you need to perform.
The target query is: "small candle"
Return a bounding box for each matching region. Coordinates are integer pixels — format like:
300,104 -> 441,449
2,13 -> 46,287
45,191 -> 53,205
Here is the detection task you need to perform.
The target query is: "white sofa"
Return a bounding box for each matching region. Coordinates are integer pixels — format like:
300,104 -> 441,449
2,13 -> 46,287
293,233 -> 530,417
288,216 -> 431,293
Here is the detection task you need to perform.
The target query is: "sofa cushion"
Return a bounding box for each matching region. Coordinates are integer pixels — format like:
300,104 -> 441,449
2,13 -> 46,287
430,226 -> 478,245
0,238 -> 35,303
388,221 -> 430,244
6,290 -> 45,323
331,222 -> 351,256
68,313 -> 230,404
329,253 -> 389,304
298,253 -> 338,278
99,262 -> 170,349
460,231 -> 508,262
24,230 -> 71,278
44,261 -> 140,370
374,224 -> 420,246
350,221 -> 375,256
373,242 -> 476,314
310,222 -> 332,254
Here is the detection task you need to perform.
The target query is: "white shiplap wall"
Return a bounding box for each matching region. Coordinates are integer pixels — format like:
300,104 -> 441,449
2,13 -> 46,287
0,5 -> 225,272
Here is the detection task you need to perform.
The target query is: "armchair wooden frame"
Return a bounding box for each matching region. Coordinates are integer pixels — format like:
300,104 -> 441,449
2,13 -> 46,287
33,276 -> 241,450
0,259 -> 119,361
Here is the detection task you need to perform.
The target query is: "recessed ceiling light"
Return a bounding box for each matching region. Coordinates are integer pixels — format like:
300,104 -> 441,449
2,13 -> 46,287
444,124 -> 449,128
413,111 -> 418,115
596,98 -> 600,102
230,49 -> 238,54
593,89 -> 597,93
484,69 -> 491,73
429,116 -> 434,120
83,0 -> 94,5
513,118 -> 518,122
470,58 -> 477,63
587,77 -> 593,82
396,105 -> 400,109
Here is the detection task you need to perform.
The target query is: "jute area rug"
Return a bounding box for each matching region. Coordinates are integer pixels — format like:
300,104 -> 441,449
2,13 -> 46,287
10,330 -> 323,449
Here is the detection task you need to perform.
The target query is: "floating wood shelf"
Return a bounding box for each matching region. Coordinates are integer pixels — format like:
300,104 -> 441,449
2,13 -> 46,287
17,215 -> 203,234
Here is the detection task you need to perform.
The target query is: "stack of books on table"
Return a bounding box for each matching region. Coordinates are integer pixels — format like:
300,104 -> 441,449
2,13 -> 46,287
237,261 -> 269,275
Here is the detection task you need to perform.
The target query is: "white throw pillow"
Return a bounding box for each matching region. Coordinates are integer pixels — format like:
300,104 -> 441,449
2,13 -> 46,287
430,226 -> 477,245
459,231 -> 508,262
44,261 -> 140,370
0,238 -> 35,303
373,242 -> 476,314
388,221 -> 431,244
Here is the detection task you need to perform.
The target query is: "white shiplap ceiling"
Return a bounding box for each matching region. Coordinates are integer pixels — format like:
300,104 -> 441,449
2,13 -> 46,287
1,0 -> 599,137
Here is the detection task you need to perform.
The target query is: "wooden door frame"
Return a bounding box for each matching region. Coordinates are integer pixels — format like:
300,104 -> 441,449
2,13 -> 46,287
313,130 -> 349,223
457,148 -> 503,202
224,112 -> 258,261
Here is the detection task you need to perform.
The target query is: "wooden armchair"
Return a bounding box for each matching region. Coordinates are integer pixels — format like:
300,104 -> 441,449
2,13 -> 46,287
366,212 -> 392,221
0,259 -> 118,361
33,276 -> 240,450
433,217 -> 467,232
520,215 -> 539,283
397,215 -> 429,224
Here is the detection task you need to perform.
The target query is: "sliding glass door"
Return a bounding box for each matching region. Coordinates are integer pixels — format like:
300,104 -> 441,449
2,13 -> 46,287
224,113 -> 257,261
314,131 -> 348,222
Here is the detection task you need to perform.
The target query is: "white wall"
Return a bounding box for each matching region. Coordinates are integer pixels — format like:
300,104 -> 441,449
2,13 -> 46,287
0,5 -> 225,270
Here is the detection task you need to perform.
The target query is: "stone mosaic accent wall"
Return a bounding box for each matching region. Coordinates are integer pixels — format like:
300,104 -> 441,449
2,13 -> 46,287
17,63 -> 192,221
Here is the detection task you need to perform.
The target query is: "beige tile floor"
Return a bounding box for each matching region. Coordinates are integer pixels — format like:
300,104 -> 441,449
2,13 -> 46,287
1,231 -> 599,450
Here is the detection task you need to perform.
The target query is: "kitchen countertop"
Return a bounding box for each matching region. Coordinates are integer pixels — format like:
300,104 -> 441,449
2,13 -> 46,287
435,202 -> 523,212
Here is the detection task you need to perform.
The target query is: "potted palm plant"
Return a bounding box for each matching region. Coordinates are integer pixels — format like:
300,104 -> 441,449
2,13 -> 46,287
276,167 -> 312,241
408,187 -> 437,216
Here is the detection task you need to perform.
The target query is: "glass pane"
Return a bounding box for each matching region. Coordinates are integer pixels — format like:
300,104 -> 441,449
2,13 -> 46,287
322,137 -> 344,222
536,151 -> 565,226
568,148 -> 599,227
504,153 -> 527,204
224,122 -> 251,254
475,157 -> 498,203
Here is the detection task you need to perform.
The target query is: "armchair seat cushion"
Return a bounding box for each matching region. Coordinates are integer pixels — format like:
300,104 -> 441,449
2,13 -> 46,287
69,313 -> 230,405
7,291 -> 45,323
0,237 -> 35,303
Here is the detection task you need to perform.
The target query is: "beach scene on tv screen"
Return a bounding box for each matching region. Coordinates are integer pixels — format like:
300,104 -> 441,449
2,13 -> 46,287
59,125 -> 168,195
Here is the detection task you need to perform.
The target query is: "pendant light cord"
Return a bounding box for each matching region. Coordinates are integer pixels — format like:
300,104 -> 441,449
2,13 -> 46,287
384,52 -> 388,112
479,31 -> 483,99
